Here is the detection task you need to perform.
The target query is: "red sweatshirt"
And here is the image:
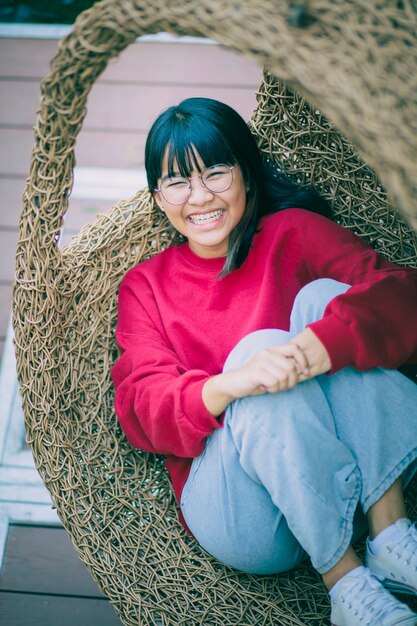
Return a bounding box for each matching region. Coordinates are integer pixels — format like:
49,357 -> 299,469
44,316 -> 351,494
111,209 -> 417,520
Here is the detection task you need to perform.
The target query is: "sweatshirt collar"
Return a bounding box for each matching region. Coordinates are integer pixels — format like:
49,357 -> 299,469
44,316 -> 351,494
178,242 -> 227,272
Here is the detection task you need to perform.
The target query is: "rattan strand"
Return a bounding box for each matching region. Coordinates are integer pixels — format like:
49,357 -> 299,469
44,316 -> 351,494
13,1 -> 417,624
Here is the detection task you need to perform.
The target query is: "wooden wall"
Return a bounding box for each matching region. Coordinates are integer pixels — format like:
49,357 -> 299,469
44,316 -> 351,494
0,35 -> 261,360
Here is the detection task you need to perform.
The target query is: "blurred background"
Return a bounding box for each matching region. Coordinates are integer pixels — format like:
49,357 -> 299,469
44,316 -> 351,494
0,3 -> 261,623
0,0 -> 96,23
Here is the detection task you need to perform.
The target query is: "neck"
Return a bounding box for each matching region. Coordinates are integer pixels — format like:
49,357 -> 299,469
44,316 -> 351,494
188,240 -> 228,259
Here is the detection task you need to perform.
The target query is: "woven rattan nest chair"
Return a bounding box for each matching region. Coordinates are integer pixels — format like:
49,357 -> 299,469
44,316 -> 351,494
13,1 -> 417,624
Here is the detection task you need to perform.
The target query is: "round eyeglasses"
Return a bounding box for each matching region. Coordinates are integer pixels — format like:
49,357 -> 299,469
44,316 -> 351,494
154,164 -> 239,205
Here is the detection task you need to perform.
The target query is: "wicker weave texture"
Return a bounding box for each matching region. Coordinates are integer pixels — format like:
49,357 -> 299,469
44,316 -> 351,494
251,71 -> 417,265
13,1 -> 417,624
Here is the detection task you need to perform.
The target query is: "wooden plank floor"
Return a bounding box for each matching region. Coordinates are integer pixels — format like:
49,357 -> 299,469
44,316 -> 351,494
0,524 -> 121,625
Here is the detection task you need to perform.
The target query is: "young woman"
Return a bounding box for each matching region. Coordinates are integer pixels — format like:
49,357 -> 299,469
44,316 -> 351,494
111,97 -> 417,626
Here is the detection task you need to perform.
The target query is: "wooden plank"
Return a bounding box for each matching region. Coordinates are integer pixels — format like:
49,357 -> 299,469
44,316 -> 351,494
75,129 -> 146,169
0,525 -> 105,598
0,284 -> 11,341
0,127 -> 146,174
0,169 -> 138,233
0,230 -> 17,283
1,80 -> 258,129
0,502 -> 59,525
0,314 -> 15,463
63,199 -> 113,234
0,591 -> 121,626
0,482 -> 52,504
0,38 -> 59,79
0,80 -> 40,126
0,178 -> 26,228
0,513 -> 8,569
0,128 -> 33,176
0,38 -> 261,86
0,173 -> 132,238
100,41 -> 261,85
0,177 -> 120,235
83,82 -> 258,131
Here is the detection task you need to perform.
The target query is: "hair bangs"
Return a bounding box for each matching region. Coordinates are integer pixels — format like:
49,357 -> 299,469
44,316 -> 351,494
166,135 -> 201,179
166,119 -> 236,179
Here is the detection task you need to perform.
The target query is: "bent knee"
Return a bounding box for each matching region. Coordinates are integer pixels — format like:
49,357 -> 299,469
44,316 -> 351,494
198,517 -> 305,575
223,329 -> 291,372
290,279 -> 350,332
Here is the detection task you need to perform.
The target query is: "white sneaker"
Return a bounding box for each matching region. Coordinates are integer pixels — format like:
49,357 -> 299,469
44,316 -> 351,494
366,519 -> 417,596
330,567 -> 417,625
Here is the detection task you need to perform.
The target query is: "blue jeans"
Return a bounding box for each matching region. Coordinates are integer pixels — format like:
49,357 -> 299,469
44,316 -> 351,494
180,279 -> 417,575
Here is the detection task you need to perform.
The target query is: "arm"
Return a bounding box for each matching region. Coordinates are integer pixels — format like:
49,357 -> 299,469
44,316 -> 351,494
202,328 -> 330,416
111,279 -> 222,458
292,210 -> 417,372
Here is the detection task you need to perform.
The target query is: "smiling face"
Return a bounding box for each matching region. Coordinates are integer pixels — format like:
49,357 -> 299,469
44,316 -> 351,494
154,148 -> 247,259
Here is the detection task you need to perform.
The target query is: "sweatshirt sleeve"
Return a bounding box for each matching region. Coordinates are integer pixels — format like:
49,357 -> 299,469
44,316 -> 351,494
111,277 -> 222,458
291,210 -> 417,373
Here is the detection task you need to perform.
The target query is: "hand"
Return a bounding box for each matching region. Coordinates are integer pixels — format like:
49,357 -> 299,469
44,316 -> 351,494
202,328 -> 331,417
227,342 -> 310,398
202,341 -> 309,417
289,327 -> 331,379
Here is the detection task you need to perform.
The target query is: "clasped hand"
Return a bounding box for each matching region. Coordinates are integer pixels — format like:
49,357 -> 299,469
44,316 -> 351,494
232,342 -> 310,398
228,328 -> 331,398
202,328 -> 332,417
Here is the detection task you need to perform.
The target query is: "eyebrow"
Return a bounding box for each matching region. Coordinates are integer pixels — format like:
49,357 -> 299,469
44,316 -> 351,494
161,171 -> 183,182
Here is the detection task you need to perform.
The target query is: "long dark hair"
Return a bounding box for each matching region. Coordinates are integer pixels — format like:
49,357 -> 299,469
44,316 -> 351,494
145,97 -> 331,277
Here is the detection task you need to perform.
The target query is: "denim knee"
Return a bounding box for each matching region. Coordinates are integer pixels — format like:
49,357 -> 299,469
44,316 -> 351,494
224,280 -> 351,373
209,516 -> 306,576
290,278 -> 350,333
223,328 -> 291,372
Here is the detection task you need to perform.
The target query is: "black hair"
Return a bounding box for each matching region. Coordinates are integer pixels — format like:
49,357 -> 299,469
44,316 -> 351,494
145,97 -> 332,277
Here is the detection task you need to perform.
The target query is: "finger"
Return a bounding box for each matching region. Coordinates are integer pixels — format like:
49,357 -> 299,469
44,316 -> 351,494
284,357 -> 304,384
275,356 -> 300,384
269,344 -> 309,375
282,364 -> 299,389
269,352 -> 302,379
248,352 -> 302,392
264,376 -> 296,394
261,363 -> 299,392
288,343 -> 309,374
259,355 -> 298,382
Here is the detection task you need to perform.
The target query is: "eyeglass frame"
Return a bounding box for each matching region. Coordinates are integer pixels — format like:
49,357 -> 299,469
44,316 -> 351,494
154,163 -> 239,205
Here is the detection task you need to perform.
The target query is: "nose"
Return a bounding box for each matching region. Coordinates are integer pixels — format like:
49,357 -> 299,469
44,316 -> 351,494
187,176 -> 214,205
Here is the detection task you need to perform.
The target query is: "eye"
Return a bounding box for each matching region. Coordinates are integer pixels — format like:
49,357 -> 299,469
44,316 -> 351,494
205,166 -> 229,180
206,171 -> 225,180
164,177 -> 188,188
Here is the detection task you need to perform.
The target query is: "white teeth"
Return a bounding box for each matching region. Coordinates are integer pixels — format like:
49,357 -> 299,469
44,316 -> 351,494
188,209 -> 224,224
